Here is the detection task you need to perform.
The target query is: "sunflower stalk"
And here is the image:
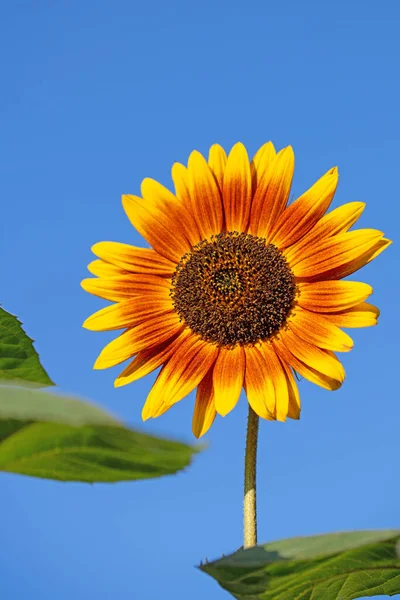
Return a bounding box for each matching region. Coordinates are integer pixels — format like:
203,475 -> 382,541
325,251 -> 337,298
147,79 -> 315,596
244,404 -> 259,548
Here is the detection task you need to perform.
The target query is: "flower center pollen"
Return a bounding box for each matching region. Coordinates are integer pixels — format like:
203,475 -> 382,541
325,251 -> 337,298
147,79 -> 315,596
171,232 -> 297,346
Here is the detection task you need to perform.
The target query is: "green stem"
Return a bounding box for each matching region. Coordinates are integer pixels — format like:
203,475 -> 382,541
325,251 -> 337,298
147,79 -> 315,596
243,404 -> 259,548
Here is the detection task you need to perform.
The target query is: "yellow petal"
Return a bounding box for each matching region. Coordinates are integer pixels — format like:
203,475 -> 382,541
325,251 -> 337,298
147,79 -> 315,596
187,150 -> 223,240
297,280 -> 373,313
259,343 -> 289,421
243,345 -> 275,419
213,345 -> 245,417
291,229 -> 384,279
280,361 -> 301,419
288,307 -> 354,352
142,335 -> 219,419
222,142 -> 252,232
280,327 -> 345,380
273,330 -> 345,390
192,366 -> 217,438
208,144 -> 227,192
87,260 -> 127,277
140,177 -> 181,210
284,202 -> 366,264
122,191 -> 190,263
171,162 -> 203,246
248,146 -> 295,240
273,336 -> 343,391
251,141 -> 277,185
83,293 -> 173,332
310,237 -> 391,281
114,328 -> 192,388
364,237 -> 392,266
321,302 -> 380,328
91,242 -> 176,275
81,274 -> 171,302
271,167 -> 338,249
93,312 -> 183,369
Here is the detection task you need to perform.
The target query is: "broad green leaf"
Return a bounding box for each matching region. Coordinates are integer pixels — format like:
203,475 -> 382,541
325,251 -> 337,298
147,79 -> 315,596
0,308 -> 53,386
200,530 -> 400,599
0,385 -> 200,482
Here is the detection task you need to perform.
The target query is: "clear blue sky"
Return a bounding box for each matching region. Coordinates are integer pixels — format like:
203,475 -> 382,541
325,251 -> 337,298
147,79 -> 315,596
1,1 -> 399,598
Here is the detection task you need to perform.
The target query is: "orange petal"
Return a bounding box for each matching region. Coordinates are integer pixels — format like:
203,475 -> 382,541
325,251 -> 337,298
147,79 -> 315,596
284,202 -> 366,265
284,201 -> 366,265
222,142 -> 252,232
187,150 -> 223,240
272,337 -> 342,391
271,167 -> 338,249
243,345 -> 275,419
83,294 -> 173,331
287,307 -> 353,352
122,181 -> 191,262
291,229 -> 385,280
297,280 -> 373,313
248,146 -> 295,240
192,366 -> 217,438
274,329 -> 345,389
309,237 -> 391,281
81,274 -> 171,302
320,302 -> 380,328
142,335 -> 219,419
114,328 -> 192,388
171,162 -> 203,246
91,242 -> 176,275
87,260 -> 128,277
259,343 -> 290,421
93,312 -> 183,369
279,360 -> 301,419
213,345 -> 245,416
208,144 -> 227,192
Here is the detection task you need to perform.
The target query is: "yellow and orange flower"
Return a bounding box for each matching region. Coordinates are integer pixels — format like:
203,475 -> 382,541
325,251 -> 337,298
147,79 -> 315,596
82,142 -> 390,437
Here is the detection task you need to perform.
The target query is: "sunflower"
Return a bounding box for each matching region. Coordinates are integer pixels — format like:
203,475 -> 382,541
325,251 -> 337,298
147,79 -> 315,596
82,142 -> 390,437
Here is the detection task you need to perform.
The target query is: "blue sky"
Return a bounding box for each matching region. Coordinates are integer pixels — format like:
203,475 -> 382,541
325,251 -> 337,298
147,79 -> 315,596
1,1 -> 399,598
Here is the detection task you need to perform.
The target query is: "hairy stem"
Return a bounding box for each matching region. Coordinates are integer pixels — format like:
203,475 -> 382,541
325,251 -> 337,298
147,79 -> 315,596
243,404 -> 259,548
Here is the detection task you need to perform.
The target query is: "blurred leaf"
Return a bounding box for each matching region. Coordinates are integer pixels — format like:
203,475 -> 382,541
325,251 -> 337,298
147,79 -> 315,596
0,385 -> 200,482
200,530 -> 400,599
0,308 -> 53,386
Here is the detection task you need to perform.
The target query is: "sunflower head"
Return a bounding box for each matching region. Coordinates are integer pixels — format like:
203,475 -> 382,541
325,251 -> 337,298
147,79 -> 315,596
171,232 -> 297,346
82,141 -> 391,437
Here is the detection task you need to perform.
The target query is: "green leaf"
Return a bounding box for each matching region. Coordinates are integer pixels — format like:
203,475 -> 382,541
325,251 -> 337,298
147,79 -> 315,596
0,385 -> 200,482
200,530 -> 400,599
0,307 -> 53,386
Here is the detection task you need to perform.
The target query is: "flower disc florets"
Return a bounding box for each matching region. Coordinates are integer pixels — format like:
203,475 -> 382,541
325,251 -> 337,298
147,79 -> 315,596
171,232 -> 297,346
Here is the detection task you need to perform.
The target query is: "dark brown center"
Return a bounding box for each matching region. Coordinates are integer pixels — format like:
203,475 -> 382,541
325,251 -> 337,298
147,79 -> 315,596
170,232 -> 296,346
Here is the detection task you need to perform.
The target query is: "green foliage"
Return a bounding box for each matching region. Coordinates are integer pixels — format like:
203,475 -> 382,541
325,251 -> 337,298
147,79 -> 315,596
0,308 -> 53,386
201,530 -> 400,599
0,385 -> 200,482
